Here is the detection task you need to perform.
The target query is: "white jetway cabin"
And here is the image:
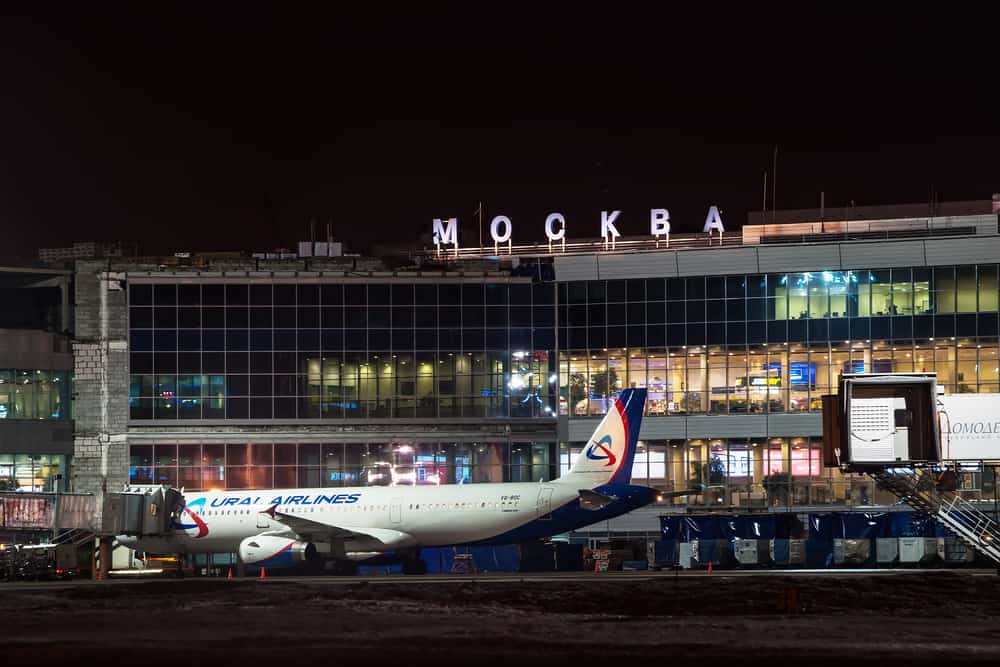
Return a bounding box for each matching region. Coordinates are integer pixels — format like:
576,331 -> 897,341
824,373 -> 940,470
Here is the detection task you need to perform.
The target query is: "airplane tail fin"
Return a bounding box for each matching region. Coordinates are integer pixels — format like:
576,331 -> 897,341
560,388 -> 645,488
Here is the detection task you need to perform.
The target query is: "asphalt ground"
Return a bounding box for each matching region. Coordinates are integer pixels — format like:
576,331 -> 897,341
2,569 -> 999,665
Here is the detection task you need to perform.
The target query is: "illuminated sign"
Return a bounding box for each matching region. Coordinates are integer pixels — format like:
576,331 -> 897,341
432,206 -> 725,254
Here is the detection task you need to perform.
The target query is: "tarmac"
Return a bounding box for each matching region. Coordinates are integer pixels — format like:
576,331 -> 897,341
3,569 -> 999,665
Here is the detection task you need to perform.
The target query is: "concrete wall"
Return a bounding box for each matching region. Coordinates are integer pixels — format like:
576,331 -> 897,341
71,261 -> 130,498
567,413 -> 823,442
0,421 -> 73,455
554,223 -> 1000,281
0,329 -> 73,370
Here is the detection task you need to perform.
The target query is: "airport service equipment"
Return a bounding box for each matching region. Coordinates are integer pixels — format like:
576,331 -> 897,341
899,537 -> 942,564
734,538 -> 771,566
942,536 -> 976,563
827,373 -> 940,468
876,537 -> 899,565
833,538 -> 871,565
769,539 -> 806,566
678,542 -> 696,569
826,378 -> 1000,467
849,397 -> 910,462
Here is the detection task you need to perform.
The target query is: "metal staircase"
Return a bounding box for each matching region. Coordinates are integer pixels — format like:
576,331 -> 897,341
53,528 -> 96,548
870,468 -> 1000,565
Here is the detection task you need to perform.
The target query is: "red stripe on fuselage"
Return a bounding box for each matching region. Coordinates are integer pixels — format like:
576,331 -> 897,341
610,396 -> 629,481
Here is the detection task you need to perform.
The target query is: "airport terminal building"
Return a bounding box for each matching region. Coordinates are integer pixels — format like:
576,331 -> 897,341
64,197 -> 1000,539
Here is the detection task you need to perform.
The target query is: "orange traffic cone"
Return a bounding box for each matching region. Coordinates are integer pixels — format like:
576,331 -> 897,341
259,567 -> 266,579
707,561 -> 713,574
227,567 -> 232,580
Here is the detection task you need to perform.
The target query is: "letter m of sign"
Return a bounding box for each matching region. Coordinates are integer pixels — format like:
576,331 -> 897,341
433,218 -> 458,253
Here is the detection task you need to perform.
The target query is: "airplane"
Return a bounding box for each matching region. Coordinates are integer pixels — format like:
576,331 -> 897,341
120,388 -> 690,574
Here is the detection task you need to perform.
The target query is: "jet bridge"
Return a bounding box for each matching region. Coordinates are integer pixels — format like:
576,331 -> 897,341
103,485 -> 184,538
822,373 -> 1000,566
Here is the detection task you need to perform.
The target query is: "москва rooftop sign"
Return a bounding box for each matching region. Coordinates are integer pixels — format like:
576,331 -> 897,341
432,206 -> 725,255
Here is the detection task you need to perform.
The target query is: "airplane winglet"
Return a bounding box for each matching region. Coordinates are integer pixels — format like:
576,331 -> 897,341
262,503 -> 278,519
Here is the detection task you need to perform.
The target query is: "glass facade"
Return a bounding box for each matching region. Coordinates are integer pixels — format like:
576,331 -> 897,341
560,339 -> 997,416
129,441 -> 555,491
558,266 -> 1000,416
0,370 -> 71,420
559,440 -> 997,509
559,267 -> 999,352
127,282 -> 556,420
0,454 -> 67,492
124,261 -> 1000,507
553,263 -> 1000,508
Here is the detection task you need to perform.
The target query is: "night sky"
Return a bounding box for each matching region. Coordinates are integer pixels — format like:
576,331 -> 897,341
2,8 -> 997,262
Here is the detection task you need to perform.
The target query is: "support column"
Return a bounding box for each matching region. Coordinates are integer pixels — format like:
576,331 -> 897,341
60,275 -> 70,333
97,536 -> 112,580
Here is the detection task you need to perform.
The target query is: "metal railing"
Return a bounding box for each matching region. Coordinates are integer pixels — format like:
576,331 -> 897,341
870,467 -> 1000,566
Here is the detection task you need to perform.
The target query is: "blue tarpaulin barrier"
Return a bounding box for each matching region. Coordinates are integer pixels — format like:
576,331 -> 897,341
420,546 -> 520,573
519,542 -> 556,572
772,539 -> 790,564
662,511 -> 944,569
888,512 -> 936,537
808,512 -> 888,539
653,539 -> 678,564
839,512 -> 889,538
775,514 -> 806,539
661,514 -> 780,541
660,516 -> 684,540
685,516 -> 723,540
806,539 -> 834,568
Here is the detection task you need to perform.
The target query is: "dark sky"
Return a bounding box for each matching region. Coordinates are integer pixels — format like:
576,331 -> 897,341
2,7 -> 998,261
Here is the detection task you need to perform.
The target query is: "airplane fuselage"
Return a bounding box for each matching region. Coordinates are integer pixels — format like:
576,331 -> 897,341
123,389 -> 656,563
129,480 -> 657,556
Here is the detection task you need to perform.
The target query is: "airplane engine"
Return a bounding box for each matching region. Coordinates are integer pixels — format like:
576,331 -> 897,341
238,536 -> 316,568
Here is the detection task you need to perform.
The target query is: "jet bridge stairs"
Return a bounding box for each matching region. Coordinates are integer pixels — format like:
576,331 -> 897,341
870,467 -> 1000,566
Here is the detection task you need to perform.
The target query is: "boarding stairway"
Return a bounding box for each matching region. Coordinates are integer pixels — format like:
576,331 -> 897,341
870,468 -> 1000,565
53,528 -> 96,548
